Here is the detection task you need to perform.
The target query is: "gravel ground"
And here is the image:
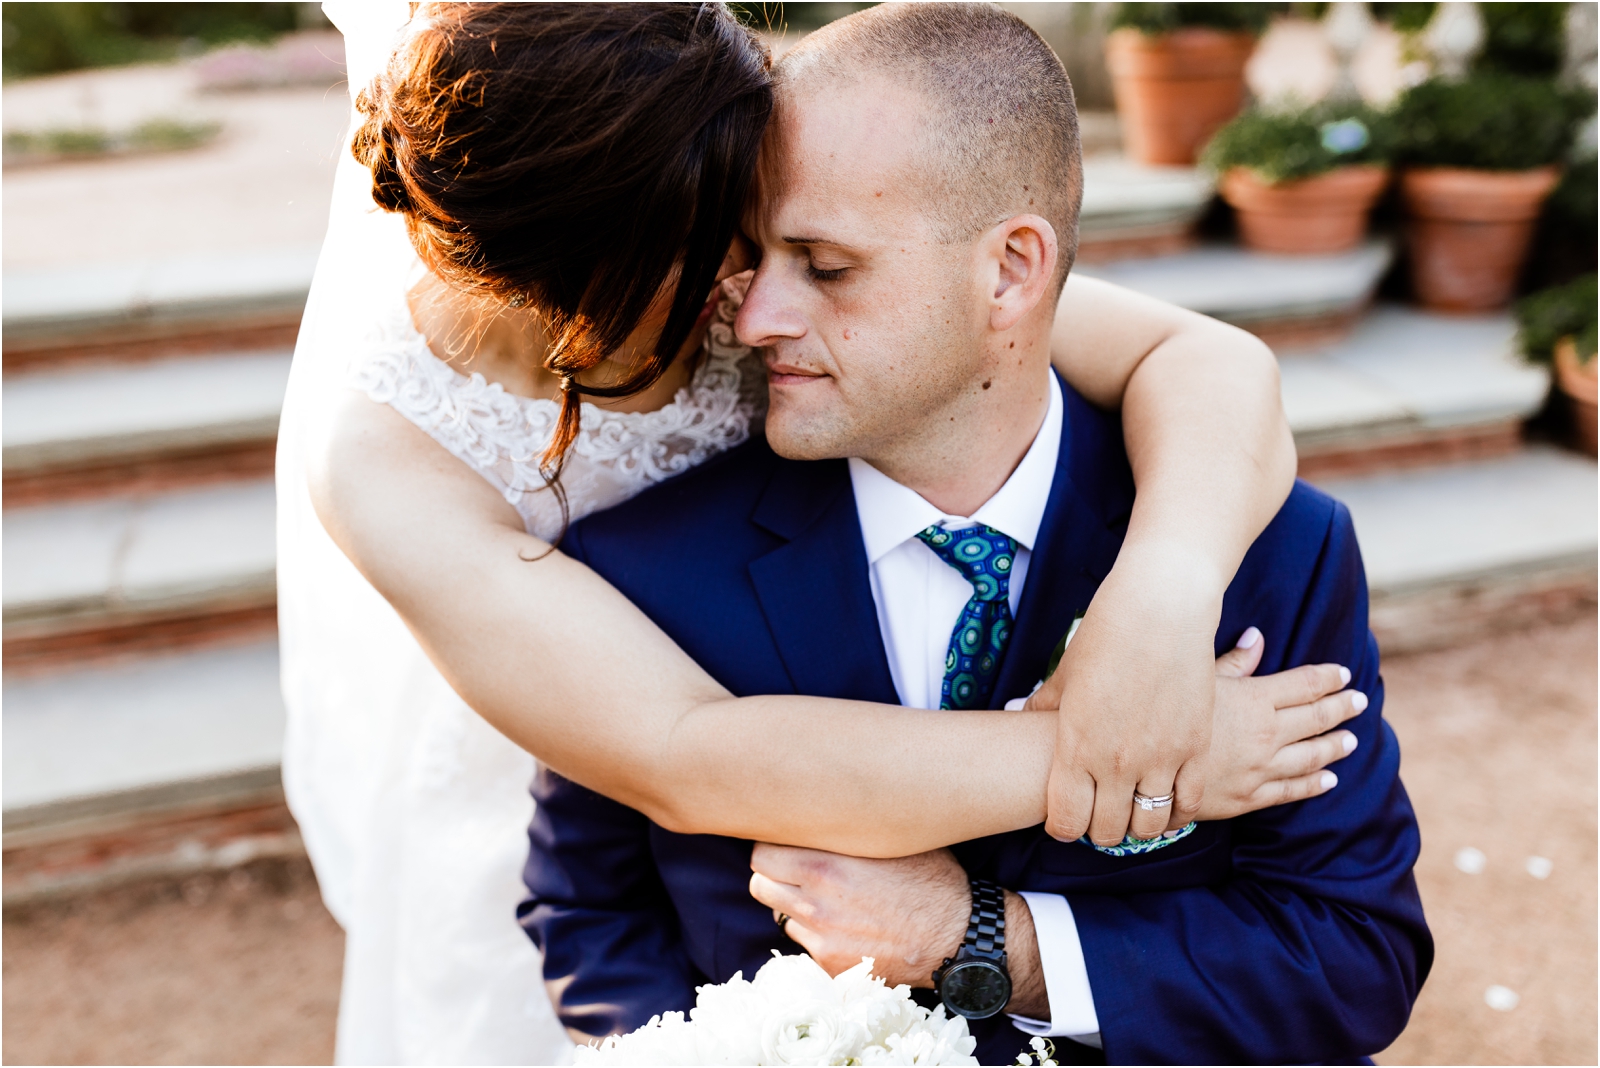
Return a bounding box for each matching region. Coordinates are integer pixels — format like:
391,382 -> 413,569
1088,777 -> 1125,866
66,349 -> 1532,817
3,617 -> 1594,1066
3,857 -> 340,1066
1375,616 -> 1597,1066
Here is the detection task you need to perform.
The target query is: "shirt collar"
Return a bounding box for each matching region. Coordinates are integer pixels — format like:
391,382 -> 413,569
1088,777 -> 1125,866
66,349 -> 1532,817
849,373 -> 1062,565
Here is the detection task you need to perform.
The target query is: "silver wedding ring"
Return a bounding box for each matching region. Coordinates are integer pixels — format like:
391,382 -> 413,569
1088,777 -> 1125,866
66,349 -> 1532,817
1132,791 -> 1175,811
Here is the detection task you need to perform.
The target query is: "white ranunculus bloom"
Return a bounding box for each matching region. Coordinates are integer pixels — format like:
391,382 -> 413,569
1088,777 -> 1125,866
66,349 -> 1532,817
761,1002 -> 869,1065
573,954 -> 980,1066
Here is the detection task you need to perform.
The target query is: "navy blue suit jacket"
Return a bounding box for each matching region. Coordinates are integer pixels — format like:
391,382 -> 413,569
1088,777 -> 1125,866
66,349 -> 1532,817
521,378 -> 1431,1065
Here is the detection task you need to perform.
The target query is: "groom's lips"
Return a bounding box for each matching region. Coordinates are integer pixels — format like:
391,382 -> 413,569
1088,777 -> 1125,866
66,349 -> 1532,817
765,359 -> 828,387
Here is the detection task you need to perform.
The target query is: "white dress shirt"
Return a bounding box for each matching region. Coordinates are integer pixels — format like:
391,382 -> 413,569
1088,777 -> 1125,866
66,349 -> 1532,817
847,373 -> 1101,1044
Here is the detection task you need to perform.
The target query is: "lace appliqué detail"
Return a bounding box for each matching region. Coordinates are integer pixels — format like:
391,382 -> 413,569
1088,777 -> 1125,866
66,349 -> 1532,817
351,291 -> 761,542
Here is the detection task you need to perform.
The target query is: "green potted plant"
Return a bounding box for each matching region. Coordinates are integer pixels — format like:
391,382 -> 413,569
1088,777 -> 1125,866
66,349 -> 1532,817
1202,101 -> 1394,254
1391,72 -> 1585,310
1104,3 -> 1275,165
1517,274 -> 1598,454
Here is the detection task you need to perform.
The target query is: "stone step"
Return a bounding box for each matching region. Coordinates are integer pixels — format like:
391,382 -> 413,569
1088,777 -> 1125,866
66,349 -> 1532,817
2,638 -> 285,814
3,348 -> 291,504
1,639 -> 291,900
1283,305 -> 1551,480
1077,240 -> 1395,351
1077,156 -> 1214,263
1316,447 -> 1598,655
1,247 -> 317,367
3,479 -> 277,667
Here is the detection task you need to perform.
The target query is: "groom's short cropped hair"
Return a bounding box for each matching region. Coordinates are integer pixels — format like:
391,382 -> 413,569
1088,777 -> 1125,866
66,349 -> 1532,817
777,2 -> 1083,281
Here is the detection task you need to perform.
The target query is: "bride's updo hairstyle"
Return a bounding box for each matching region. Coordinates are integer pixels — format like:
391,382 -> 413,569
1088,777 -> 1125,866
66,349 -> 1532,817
352,3 -> 771,471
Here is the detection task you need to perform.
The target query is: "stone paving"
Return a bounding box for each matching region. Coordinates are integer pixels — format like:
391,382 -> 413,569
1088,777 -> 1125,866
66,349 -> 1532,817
1,52 -> 349,273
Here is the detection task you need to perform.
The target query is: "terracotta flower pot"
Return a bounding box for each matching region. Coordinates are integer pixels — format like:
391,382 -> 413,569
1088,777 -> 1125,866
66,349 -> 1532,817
1105,28 -> 1256,166
1400,166 -> 1562,311
1220,165 -> 1390,254
1554,337 -> 1598,455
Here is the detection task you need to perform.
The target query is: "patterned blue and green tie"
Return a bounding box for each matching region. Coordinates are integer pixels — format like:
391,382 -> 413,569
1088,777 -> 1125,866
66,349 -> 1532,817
916,524 -> 1018,710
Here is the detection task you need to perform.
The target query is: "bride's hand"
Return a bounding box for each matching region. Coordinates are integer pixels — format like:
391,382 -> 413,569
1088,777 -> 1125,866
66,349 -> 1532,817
1184,628 -> 1364,826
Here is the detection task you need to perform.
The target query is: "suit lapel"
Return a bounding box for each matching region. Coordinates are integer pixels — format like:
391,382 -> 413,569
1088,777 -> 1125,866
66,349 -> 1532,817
991,377 -> 1136,706
747,458 -> 901,705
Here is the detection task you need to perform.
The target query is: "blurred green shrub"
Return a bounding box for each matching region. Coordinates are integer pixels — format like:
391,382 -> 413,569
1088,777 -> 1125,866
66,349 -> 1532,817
2,3 -> 309,79
1477,2 -> 1568,77
1517,274 -> 1597,365
1391,72 -> 1588,170
1108,3 -> 1281,36
1369,3 -> 1438,33
4,117 -> 219,161
1203,101 -> 1395,182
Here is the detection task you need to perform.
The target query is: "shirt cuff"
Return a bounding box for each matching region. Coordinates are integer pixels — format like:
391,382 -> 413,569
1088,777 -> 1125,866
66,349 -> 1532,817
1008,891 -> 1101,1044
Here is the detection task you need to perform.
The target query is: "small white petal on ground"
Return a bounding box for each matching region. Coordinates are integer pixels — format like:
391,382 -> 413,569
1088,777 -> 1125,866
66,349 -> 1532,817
1454,846 -> 1487,874
1484,985 -> 1520,1011
1525,856 -> 1553,880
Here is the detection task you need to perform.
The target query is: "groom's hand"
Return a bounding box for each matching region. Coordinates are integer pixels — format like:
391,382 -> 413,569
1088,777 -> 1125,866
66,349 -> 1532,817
748,845 -> 970,988
749,845 -> 1050,1017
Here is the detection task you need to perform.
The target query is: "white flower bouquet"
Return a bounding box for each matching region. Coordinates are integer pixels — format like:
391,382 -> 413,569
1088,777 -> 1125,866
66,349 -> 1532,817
572,953 -> 980,1066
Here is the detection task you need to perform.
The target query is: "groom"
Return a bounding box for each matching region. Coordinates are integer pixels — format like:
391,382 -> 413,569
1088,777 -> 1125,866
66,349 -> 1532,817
521,5 -> 1429,1063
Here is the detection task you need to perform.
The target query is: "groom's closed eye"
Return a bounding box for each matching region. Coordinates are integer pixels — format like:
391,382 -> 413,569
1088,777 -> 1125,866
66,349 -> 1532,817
806,263 -> 848,282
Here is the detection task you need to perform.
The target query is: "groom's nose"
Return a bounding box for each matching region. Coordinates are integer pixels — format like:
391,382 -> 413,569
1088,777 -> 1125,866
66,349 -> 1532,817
734,261 -> 808,350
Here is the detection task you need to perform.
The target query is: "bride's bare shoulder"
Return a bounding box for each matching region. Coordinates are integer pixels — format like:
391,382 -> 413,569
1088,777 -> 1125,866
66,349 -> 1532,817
308,390 -> 521,580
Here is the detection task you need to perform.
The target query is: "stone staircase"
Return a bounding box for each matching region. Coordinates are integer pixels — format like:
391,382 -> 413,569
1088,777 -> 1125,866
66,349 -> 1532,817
3,250 -> 309,901
3,162 -> 1595,900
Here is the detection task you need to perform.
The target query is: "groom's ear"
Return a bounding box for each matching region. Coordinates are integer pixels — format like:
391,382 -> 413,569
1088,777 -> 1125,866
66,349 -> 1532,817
985,213 -> 1058,333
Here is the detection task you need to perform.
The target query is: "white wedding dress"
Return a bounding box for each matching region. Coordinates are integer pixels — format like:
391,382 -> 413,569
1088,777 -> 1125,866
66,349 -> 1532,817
276,5 -> 761,1063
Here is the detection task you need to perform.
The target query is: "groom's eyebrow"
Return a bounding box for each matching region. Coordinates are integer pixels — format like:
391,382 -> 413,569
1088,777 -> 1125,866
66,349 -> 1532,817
782,235 -> 852,249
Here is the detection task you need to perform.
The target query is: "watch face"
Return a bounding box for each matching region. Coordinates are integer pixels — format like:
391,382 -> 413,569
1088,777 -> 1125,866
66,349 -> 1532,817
940,959 -> 1011,1019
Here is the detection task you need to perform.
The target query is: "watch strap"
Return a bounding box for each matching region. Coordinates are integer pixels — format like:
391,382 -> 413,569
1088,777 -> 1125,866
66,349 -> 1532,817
964,877 -> 1006,958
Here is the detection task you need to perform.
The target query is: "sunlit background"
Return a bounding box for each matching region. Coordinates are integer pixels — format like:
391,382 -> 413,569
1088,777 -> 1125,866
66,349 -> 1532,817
2,3 -> 1595,1064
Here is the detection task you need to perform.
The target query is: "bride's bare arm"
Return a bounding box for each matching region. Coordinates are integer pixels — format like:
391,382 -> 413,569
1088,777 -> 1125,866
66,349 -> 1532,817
1043,273 -> 1296,844
309,279 -> 1302,857
310,394 -> 1056,853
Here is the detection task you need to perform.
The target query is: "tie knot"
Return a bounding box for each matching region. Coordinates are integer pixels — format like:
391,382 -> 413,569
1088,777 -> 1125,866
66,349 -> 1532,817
916,524 -> 1016,603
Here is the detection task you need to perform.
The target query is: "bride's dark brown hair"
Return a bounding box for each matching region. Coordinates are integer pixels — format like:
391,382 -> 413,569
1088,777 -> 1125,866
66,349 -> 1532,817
352,2 -> 771,473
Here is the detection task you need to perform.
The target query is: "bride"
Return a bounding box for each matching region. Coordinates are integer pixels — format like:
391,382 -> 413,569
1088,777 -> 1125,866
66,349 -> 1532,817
279,3 -> 1358,1064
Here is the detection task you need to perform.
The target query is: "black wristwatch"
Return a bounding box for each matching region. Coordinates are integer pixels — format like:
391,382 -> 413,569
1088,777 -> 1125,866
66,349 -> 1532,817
932,877 -> 1012,1020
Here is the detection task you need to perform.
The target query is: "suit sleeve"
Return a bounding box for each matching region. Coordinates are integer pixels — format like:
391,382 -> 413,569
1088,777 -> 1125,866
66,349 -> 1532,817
1069,501 -> 1433,1065
519,523 -> 700,1041
519,766 -> 700,1042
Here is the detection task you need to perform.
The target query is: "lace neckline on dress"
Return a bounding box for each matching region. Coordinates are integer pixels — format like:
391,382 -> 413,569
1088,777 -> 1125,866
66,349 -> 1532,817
349,285 -> 761,541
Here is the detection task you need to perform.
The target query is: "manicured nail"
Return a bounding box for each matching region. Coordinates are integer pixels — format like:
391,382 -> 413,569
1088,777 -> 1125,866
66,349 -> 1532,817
1338,666 -> 1352,686
1320,771 -> 1338,790
1342,733 -> 1358,753
1351,691 -> 1368,712
1236,626 -> 1262,649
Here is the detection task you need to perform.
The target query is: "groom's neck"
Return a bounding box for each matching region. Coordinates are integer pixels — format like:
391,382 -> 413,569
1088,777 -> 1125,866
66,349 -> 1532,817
858,357 -> 1054,518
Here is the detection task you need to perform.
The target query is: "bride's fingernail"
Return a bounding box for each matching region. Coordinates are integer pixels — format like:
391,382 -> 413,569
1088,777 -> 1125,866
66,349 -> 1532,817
1342,733 -> 1358,753
1338,666 -> 1352,686
1350,691 -> 1368,712
1320,771 -> 1339,790
1236,626 -> 1262,649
